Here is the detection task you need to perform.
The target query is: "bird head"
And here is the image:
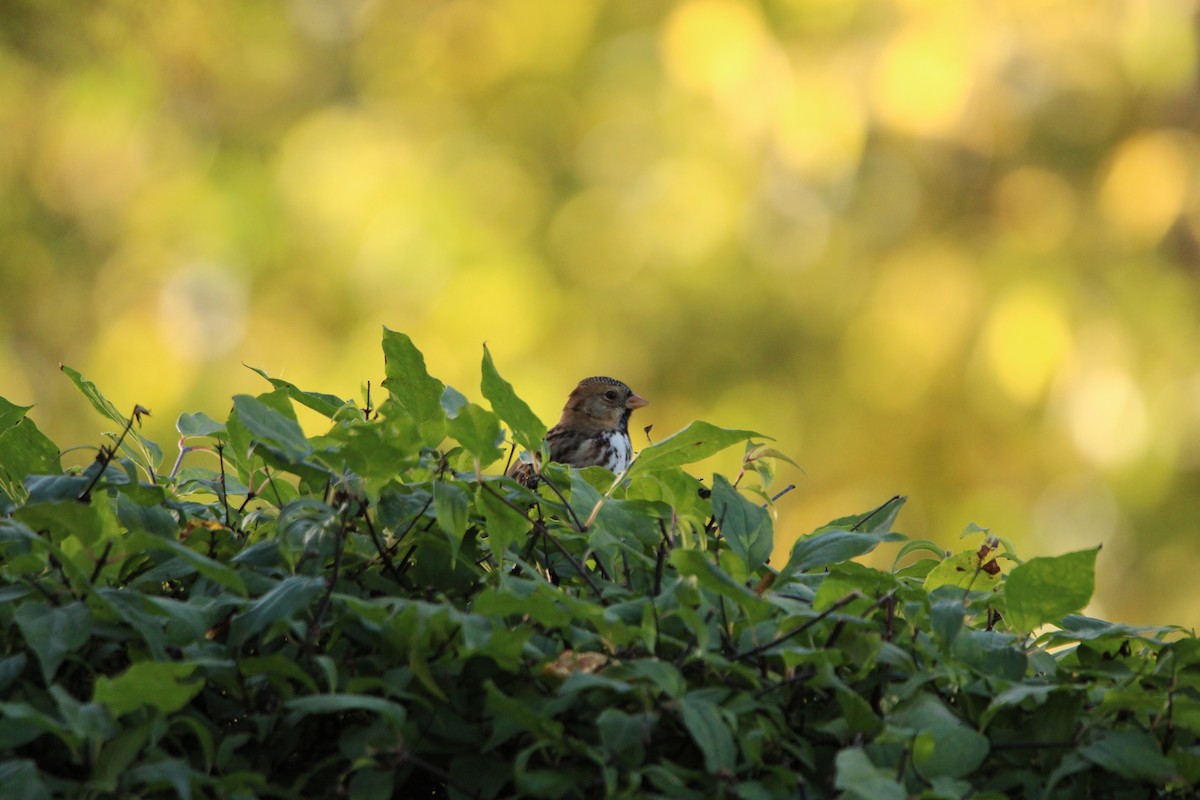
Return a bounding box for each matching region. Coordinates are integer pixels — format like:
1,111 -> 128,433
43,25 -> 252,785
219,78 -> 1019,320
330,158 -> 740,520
559,376 -> 648,432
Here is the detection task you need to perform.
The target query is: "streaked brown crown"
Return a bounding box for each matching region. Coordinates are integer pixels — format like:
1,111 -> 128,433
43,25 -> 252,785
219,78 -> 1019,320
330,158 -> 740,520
557,377 -> 648,434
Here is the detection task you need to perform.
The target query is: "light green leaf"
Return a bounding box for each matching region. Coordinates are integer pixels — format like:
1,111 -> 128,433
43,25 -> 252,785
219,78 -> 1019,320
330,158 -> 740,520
912,726 -> 990,781
93,662 -> 202,716
481,345 -> 546,452
245,364 -> 348,418
924,549 -> 1002,593
381,328 -> 446,444
176,411 -> 226,437
59,364 -> 162,471
446,402 -> 504,464
834,747 -> 906,800
627,421 -> 766,476
1004,548 -> 1098,633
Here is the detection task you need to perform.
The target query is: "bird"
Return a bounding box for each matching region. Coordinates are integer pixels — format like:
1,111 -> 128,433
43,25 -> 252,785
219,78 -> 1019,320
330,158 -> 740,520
507,376 -> 648,487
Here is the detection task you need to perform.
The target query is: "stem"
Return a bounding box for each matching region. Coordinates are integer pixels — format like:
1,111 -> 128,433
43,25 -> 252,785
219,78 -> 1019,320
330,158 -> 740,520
734,592 -> 864,661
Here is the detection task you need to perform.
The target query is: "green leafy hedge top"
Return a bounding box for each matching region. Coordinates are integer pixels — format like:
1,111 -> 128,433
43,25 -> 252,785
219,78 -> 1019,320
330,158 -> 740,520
0,329 -> 1196,799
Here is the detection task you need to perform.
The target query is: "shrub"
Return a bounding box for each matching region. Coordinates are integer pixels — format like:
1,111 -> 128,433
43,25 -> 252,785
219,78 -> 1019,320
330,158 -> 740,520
0,329 -> 1196,798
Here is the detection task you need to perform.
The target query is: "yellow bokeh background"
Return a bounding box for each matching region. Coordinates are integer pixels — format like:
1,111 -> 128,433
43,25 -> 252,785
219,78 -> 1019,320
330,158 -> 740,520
5,0 -> 1200,627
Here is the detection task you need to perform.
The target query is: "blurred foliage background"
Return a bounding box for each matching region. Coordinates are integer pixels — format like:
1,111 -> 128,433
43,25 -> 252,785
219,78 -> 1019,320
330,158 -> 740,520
3,0 -> 1200,627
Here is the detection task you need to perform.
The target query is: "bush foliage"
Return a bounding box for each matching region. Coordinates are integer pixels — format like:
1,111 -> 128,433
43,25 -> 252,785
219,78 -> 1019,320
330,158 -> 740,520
0,329 -> 1197,799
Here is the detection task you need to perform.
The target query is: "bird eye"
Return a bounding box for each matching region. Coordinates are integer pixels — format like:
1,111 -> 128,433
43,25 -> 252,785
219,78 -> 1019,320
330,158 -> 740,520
604,390 -> 618,400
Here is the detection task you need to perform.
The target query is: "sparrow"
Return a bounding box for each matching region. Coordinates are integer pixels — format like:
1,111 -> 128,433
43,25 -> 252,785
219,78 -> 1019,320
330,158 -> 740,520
507,376 -> 648,487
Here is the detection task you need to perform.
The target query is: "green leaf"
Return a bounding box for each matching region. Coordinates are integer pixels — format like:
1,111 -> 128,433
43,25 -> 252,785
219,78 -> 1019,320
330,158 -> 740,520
912,726 -> 990,781
1004,548 -> 1098,633
480,344 -> 545,451
892,539 -> 946,571
778,529 -> 904,582
0,419 -> 62,499
177,411 -> 226,437
231,394 -> 312,464
246,364 -> 348,418
678,694 -> 736,774
446,402 -> 504,464
128,531 -> 247,596
815,496 -> 906,535
812,561 -> 897,611
924,548 -> 1003,593
285,694 -> 407,727
14,602 -> 91,683
834,747 -> 906,800
229,575 -> 326,647
0,760 -> 50,800
711,474 -> 772,573
628,421 -> 767,476
1079,730 -> 1179,784
671,549 -> 770,619
432,479 -> 470,559
477,484 -> 530,567
93,662 -> 202,716
59,364 -> 162,471
0,396 -> 32,431
381,328 -> 446,444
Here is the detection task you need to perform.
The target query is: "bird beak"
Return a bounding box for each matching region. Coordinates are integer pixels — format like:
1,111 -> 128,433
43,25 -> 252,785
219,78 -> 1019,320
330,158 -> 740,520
626,393 -> 649,410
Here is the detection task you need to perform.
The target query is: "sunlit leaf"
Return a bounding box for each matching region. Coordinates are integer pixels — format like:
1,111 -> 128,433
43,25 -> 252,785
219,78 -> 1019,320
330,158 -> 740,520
93,662 -> 202,716
381,328 -> 445,444
176,411 -> 226,437
628,421 -> 766,476
1005,548 -> 1099,633
446,402 -> 504,464
245,364 -> 349,419
481,345 -> 545,452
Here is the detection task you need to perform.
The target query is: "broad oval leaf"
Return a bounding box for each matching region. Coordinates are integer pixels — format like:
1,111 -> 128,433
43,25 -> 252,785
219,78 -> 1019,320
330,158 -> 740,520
1005,548 -> 1099,633
627,421 -> 767,476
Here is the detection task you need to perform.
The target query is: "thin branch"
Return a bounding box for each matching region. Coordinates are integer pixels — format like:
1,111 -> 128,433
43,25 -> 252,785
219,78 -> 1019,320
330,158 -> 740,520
734,592 -> 864,662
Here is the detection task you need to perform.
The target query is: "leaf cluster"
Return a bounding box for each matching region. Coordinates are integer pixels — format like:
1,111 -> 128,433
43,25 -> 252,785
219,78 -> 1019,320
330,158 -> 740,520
0,330 -> 1197,799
